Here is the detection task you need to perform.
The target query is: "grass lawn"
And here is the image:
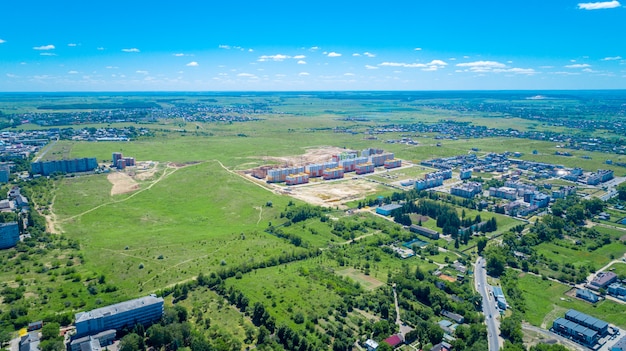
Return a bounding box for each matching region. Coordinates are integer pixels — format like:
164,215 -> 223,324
224,261 -> 346,330
534,241 -> 625,270
56,161 -> 304,294
516,273 -> 626,329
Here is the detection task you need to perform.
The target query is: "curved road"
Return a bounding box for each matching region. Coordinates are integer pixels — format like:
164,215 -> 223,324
475,257 -> 502,351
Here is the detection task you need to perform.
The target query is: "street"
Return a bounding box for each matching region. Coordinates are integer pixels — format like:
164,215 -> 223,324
475,257 -> 502,351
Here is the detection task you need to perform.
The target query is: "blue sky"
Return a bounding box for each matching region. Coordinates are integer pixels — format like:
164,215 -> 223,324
1,0 -> 625,91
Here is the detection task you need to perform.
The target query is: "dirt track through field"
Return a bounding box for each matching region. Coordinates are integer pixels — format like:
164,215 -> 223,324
59,163 -> 191,224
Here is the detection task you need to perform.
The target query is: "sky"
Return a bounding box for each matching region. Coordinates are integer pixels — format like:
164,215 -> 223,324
1,0 -> 625,91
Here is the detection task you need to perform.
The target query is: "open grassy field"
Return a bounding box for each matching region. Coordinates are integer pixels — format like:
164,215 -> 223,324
3,92 -> 626,348
534,241 -> 624,270
516,273 -> 626,329
56,160 -> 307,294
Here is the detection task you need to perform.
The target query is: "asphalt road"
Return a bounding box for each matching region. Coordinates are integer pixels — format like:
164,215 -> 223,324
475,257 -> 501,351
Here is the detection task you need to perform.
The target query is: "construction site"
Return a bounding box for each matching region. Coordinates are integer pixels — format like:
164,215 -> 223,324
242,146 -> 411,209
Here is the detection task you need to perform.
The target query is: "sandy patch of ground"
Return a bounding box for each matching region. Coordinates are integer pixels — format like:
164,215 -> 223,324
134,161 -> 159,180
439,274 -> 457,282
108,172 -> 140,195
285,179 -> 380,209
261,146 -> 353,166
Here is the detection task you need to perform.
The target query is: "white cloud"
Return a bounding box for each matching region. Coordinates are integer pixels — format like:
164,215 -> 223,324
6,73 -> 18,78
365,65 -> 379,70
173,53 -> 185,57
327,52 -> 342,57
122,48 -> 140,53
493,67 -> 538,75
97,47 -> 105,51
582,68 -> 598,73
40,52 -> 56,56
298,72 -> 310,76
352,53 -> 361,57
33,44 -> 55,50
297,60 -> 307,65
248,48 -> 254,52
552,71 -> 581,75
344,73 -> 355,76
456,61 -> 505,68
68,70 -> 79,74
219,45 -> 231,49
364,52 -> 376,58
414,47 -> 422,51
578,0 -> 621,10
136,70 -> 149,74
293,55 -> 306,59
237,73 -> 257,77
67,43 -> 77,47
0,39 -> 5,44
429,60 -> 448,66
379,59 -> 448,70
105,66 -> 118,69
309,46 -> 319,51
186,61 -> 199,67
602,56 -> 622,61
258,54 -> 290,62
565,63 -> 591,68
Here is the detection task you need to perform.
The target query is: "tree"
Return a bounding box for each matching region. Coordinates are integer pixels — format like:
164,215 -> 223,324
486,252 -> 506,277
119,333 -> 144,351
476,237 -> 488,255
257,326 -> 270,345
39,340 -> 65,351
41,322 -> 60,341
0,328 -> 12,348
618,182 -> 626,200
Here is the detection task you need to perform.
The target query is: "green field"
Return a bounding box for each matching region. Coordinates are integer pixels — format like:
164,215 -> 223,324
3,92 -> 626,348
516,273 -> 626,329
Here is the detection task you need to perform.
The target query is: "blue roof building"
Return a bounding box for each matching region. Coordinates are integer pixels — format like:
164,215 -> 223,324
376,204 -> 402,216
576,288 -> 599,303
74,295 -> 164,338
0,222 -> 20,250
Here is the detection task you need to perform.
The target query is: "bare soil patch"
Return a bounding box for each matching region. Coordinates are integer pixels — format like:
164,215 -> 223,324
261,146 -> 353,166
134,161 -> 159,180
439,274 -> 457,282
108,172 -> 140,195
286,179 -> 381,209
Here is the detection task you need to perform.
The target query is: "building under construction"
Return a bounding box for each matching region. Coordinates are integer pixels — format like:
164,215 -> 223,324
267,166 -> 305,183
384,159 -> 402,169
323,167 -> 345,180
356,163 -> 374,175
285,173 -> 309,185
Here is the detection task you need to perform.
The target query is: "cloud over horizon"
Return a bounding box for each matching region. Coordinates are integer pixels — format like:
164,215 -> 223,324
122,48 -> 140,53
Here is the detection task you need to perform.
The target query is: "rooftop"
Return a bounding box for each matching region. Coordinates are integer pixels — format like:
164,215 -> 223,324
75,295 -> 163,323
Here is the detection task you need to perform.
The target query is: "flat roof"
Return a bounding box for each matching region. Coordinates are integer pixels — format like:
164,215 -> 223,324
378,204 -> 402,211
75,295 -> 163,323
566,309 -> 608,330
492,286 -> 504,298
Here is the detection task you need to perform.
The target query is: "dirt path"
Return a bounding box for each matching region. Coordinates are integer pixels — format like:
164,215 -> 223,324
59,163 -> 190,223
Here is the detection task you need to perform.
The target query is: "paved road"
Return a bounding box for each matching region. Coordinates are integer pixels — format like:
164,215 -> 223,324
475,257 -> 501,351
